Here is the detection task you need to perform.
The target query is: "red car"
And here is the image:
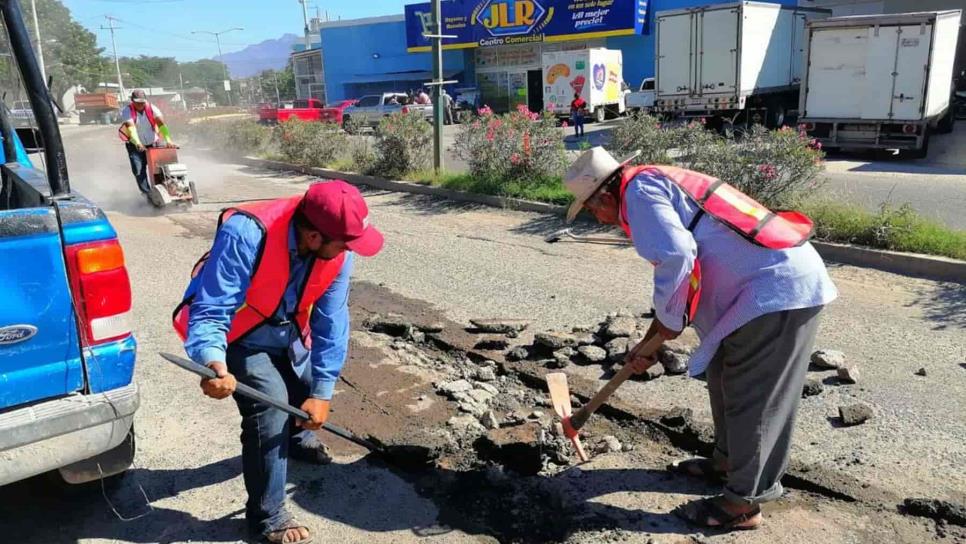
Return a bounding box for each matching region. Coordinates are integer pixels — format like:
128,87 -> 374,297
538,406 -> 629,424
320,99 -> 358,127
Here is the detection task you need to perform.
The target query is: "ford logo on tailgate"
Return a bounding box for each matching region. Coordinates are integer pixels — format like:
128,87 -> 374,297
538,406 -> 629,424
0,325 -> 38,345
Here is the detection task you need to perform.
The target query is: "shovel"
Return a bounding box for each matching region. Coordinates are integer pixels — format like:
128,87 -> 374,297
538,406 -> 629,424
546,333 -> 664,462
160,352 -> 382,453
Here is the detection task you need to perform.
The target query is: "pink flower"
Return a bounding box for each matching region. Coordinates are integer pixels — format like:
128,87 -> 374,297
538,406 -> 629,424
809,139 -> 823,150
478,105 -> 493,116
486,129 -> 495,142
523,132 -> 531,154
510,153 -> 521,165
562,120 -> 569,128
757,164 -> 778,181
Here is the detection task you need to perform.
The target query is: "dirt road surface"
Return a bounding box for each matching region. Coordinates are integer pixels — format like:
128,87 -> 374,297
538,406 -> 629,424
0,125 -> 962,544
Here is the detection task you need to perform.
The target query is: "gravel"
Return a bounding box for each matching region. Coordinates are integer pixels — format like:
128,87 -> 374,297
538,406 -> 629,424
577,345 -> 608,363
839,403 -> 873,426
837,365 -> 860,384
811,349 -> 846,370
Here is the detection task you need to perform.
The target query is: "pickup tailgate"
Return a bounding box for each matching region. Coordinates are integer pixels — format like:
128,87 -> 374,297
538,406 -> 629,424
0,207 -> 84,409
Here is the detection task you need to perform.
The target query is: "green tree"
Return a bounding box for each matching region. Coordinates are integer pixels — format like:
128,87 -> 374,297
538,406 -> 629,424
25,0 -> 109,97
256,64 -> 295,104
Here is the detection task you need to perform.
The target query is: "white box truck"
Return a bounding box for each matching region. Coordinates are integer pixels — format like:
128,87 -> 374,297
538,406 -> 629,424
654,2 -> 830,131
543,48 -> 626,123
798,11 -> 962,158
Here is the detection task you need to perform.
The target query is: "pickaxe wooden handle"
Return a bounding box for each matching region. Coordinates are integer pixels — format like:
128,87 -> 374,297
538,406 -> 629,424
568,333 -> 665,432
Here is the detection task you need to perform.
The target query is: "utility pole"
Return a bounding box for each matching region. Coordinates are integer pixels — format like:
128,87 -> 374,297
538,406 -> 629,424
299,0 -> 311,50
273,71 -> 281,104
179,72 -> 187,111
424,0 -> 455,174
30,0 -> 46,84
102,16 -> 125,97
192,27 -> 243,106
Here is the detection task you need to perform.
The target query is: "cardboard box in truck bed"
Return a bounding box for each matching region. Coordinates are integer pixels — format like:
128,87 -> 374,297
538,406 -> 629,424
543,48 -> 625,121
799,10 -> 962,155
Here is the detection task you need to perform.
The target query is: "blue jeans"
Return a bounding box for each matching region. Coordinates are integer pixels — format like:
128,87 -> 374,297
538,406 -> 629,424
571,112 -> 585,137
125,143 -> 151,194
226,343 -> 316,536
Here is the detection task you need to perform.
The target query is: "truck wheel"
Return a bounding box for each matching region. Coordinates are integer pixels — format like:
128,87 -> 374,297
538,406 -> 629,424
770,106 -> 787,129
906,129 -> 931,159
342,115 -> 354,134
595,107 -> 606,123
936,107 -> 955,134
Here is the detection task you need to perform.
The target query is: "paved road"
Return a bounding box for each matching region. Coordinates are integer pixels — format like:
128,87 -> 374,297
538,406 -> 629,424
1,125 -> 962,543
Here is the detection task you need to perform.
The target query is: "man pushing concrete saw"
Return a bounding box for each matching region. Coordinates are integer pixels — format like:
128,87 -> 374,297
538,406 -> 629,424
172,181 -> 383,544
562,147 -> 837,531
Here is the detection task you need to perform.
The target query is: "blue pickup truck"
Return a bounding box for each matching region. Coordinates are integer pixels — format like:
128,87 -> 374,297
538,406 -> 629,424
0,0 -> 138,486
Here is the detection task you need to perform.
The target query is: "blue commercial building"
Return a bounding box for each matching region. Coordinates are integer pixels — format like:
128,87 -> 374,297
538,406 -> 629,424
307,0 -> 796,111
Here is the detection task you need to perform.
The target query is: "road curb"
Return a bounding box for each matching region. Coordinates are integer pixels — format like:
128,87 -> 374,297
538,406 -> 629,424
240,156 -> 567,215
243,156 -> 965,285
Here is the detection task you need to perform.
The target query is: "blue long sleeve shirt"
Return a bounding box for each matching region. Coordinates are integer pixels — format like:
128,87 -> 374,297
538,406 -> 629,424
624,170 -> 838,376
183,214 -> 354,400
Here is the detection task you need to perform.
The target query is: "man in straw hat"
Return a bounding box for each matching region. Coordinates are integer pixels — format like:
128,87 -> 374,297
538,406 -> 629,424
563,147 -> 837,531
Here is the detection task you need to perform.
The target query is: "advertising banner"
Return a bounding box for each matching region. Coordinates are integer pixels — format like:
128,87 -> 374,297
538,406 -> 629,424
405,0 -> 648,52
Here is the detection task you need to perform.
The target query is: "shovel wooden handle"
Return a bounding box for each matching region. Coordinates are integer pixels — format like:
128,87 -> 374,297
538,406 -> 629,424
569,333 -> 665,431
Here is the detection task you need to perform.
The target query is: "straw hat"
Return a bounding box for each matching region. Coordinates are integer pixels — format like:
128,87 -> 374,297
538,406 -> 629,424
563,146 -> 640,222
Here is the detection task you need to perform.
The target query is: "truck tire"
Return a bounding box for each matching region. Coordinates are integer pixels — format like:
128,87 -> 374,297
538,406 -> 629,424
770,105 -> 787,129
595,107 -> 606,123
906,129 -> 931,159
342,115 -> 354,134
936,106 -> 955,134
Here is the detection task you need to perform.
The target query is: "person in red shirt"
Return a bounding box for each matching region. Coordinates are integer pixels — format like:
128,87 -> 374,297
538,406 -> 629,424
570,92 -> 587,138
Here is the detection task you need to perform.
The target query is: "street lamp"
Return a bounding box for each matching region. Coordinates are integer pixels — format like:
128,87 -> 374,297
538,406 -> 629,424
192,27 -> 243,105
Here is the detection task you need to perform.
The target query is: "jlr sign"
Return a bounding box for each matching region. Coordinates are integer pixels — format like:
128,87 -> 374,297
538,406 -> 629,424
405,0 -> 648,52
478,0 -> 546,36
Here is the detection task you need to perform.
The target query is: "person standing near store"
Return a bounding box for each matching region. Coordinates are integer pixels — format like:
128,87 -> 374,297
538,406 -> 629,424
570,92 -> 587,138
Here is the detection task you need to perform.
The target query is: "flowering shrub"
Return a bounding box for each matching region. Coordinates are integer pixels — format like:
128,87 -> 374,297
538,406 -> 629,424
274,118 -> 347,168
610,114 -> 823,208
368,111 -> 432,179
453,104 -> 567,189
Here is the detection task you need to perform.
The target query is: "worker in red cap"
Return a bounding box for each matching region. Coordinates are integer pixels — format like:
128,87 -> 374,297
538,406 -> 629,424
172,180 -> 383,544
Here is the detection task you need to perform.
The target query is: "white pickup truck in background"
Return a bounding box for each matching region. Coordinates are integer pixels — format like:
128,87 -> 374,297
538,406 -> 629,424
342,93 -> 433,129
625,78 -> 656,114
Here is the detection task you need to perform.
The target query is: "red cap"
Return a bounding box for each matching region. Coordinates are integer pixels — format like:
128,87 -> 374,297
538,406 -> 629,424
301,181 -> 384,257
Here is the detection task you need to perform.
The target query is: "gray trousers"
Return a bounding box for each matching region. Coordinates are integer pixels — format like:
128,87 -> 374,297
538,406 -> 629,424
706,305 -> 823,505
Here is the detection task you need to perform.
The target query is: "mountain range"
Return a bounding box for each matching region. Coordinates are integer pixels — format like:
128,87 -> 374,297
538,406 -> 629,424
215,33 -> 299,78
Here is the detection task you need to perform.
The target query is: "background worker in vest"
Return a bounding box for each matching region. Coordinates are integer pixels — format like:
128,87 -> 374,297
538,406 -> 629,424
570,92 -> 587,138
119,89 -> 175,196
563,147 -> 837,531
176,181 -> 384,544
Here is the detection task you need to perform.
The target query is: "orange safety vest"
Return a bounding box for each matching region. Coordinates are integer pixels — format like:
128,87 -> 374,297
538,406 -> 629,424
118,102 -> 159,143
617,165 -> 815,326
172,196 -> 346,347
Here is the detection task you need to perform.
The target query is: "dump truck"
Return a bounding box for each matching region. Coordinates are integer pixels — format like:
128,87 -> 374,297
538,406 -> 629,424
543,48 -> 627,123
74,92 -> 120,125
653,1 -> 830,131
798,10 -> 962,158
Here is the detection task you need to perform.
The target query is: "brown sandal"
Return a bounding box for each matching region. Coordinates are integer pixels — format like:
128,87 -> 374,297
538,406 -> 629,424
674,496 -> 762,531
667,458 -> 726,483
264,520 -> 313,544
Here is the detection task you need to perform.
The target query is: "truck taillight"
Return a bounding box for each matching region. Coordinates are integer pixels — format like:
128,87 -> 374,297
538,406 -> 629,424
65,240 -> 132,345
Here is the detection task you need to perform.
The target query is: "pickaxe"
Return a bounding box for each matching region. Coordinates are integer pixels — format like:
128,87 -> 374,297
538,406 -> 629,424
546,332 -> 664,462
160,352 -> 383,453
544,228 -> 632,246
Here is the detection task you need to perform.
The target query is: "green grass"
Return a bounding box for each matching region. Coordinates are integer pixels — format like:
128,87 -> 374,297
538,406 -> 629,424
801,200 -> 966,260
412,170 -> 573,205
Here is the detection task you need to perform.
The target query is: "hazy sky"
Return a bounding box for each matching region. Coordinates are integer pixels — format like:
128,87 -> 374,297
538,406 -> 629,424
62,0 -> 415,62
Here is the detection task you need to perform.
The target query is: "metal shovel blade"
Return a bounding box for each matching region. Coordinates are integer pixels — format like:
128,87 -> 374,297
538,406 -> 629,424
546,372 -> 589,462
